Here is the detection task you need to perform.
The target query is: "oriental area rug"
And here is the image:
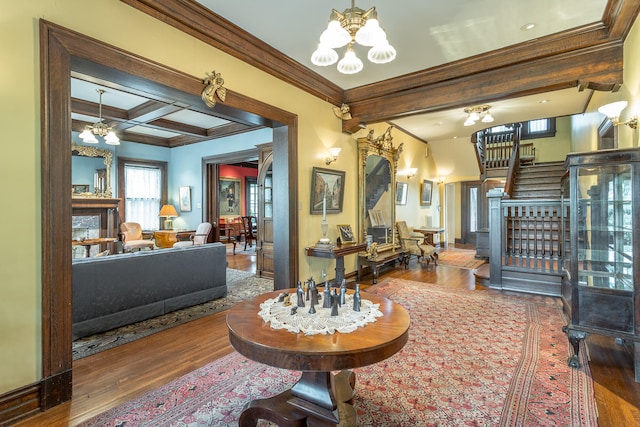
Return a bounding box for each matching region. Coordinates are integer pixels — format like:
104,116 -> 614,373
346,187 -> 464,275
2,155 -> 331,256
81,278 -> 597,427
72,269 -> 273,360
437,247 -> 487,270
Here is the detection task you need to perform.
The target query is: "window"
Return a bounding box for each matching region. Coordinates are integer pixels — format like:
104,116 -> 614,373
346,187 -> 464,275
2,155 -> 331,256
246,177 -> 258,217
521,118 -> 556,140
118,158 -> 168,230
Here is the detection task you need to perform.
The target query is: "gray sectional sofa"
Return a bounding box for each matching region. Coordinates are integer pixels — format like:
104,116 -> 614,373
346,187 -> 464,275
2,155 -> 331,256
72,243 -> 227,339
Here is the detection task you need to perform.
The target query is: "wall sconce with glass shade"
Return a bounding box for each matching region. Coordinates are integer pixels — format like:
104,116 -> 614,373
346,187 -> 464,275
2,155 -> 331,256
325,147 -> 342,165
397,167 -> 417,179
598,101 -> 638,129
158,204 -> 178,230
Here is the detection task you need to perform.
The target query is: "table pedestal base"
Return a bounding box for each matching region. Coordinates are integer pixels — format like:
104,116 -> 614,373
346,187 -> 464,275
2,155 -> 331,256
239,370 -> 356,427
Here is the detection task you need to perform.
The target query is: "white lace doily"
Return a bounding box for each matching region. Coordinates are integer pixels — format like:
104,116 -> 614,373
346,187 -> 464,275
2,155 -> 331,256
258,293 -> 383,335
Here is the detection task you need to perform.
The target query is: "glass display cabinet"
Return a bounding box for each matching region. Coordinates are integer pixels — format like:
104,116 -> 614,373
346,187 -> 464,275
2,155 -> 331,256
562,148 -> 640,381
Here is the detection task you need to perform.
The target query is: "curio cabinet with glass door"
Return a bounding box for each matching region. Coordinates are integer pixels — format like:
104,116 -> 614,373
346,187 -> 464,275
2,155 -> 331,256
562,147 -> 640,381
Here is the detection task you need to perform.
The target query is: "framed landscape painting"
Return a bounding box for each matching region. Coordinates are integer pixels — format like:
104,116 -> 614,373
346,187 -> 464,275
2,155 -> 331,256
420,180 -> 433,206
310,167 -> 345,214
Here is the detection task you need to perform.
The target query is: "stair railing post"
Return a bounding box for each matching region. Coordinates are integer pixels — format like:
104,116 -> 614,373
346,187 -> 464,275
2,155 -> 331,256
487,188 -> 506,288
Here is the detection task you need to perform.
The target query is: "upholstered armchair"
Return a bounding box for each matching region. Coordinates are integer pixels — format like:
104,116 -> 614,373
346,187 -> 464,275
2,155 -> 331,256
120,222 -> 155,252
173,222 -> 212,249
396,221 -> 438,268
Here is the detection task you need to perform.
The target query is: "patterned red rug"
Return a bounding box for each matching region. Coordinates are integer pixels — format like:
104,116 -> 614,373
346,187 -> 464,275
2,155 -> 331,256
437,248 -> 487,270
81,279 -> 596,426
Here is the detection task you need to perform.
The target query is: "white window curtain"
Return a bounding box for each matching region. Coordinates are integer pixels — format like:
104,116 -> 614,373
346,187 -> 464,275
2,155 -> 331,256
124,165 -> 162,230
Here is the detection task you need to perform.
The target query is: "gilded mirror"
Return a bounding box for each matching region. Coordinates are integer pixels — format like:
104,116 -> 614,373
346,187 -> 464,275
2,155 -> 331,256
71,143 -> 113,198
357,126 -> 403,252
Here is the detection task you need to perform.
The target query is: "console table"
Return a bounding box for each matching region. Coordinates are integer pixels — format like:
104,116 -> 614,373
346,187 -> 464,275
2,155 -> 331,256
227,289 -> 410,426
305,243 -> 367,285
357,249 -> 409,284
414,227 -> 446,247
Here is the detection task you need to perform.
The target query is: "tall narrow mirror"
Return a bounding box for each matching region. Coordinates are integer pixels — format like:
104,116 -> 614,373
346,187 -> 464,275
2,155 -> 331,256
357,126 -> 403,252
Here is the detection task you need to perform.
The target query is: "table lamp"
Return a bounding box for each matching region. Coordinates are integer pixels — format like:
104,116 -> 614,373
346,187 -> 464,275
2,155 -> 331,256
158,204 -> 178,230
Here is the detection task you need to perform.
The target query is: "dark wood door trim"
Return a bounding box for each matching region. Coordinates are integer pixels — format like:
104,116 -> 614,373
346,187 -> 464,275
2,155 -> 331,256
38,20 -> 298,413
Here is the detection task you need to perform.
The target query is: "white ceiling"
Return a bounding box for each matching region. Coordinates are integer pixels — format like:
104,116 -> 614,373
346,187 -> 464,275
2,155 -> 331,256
195,0 -> 608,142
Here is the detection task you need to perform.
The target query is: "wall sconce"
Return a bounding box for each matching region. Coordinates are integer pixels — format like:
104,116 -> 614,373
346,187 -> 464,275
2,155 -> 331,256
438,176 -> 445,184
598,101 -> 638,129
325,147 -> 342,165
398,168 -> 417,179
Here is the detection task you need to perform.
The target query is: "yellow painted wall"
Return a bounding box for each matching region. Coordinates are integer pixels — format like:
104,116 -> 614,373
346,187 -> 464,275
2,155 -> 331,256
0,0 -> 349,394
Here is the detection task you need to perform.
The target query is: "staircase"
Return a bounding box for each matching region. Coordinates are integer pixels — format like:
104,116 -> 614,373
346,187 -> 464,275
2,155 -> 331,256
510,162 -> 566,199
476,161 -> 568,295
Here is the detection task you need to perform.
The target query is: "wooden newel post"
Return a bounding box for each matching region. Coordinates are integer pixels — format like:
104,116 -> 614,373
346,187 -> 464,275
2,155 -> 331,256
487,188 -> 505,289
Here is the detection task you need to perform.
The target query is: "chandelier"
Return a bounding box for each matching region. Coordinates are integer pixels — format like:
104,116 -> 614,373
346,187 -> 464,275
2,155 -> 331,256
463,105 -> 494,126
311,1 -> 396,74
79,89 -> 120,145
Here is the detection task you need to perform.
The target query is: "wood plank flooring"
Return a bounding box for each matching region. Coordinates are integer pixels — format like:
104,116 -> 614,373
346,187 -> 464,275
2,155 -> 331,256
13,244 -> 640,426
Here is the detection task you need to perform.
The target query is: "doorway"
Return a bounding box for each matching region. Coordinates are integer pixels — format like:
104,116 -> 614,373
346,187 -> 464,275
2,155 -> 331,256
41,21 -> 298,406
460,180 -> 503,245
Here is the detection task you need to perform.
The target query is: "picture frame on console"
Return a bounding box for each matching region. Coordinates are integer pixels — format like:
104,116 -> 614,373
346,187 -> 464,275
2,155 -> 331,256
219,177 -> 242,217
179,186 -> 191,212
337,224 -> 355,243
310,167 -> 345,214
420,180 -> 433,206
72,184 -> 90,195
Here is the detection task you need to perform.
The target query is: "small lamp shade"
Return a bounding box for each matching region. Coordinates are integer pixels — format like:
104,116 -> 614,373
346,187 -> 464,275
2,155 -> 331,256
158,204 -> 178,230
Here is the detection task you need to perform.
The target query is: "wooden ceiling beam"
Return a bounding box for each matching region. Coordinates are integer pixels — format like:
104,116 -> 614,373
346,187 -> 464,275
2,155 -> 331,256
342,42 -> 624,133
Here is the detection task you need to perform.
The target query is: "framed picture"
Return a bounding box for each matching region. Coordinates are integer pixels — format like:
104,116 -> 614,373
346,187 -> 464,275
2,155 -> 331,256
72,184 -> 90,194
310,167 -> 345,214
420,179 -> 433,206
337,224 -> 356,243
396,182 -> 408,205
219,177 -> 242,217
179,186 -> 191,212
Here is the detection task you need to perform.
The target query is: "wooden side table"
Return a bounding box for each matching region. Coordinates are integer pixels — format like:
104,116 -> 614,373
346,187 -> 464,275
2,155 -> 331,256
154,230 -> 195,248
414,227 -> 446,247
227,289 -> 410,426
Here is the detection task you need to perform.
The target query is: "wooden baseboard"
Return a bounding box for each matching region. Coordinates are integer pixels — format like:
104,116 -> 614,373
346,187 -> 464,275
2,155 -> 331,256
0,369 -> 72,426
0,383 -> 41,426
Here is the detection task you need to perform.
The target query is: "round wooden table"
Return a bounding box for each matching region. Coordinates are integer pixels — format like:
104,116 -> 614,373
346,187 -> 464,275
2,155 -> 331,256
227,289 -> 410,427
72,237 -> 117,257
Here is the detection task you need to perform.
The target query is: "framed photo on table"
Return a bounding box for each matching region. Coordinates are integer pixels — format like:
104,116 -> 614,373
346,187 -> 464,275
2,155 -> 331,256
337,224 -> 356,243
219,177 -> 242,217
420,180 -> 433,206
310,167 -> 345,214
179,186 -> 191,212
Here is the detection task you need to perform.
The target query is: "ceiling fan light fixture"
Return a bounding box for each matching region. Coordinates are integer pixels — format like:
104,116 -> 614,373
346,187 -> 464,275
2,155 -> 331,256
463,105 -> 494,126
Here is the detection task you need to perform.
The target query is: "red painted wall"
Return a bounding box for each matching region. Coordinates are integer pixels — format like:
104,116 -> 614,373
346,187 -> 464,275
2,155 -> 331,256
219,164 -> 258,216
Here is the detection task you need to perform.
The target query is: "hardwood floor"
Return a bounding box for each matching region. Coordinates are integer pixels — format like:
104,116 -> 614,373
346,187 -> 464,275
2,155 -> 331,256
14,245 -> 640,426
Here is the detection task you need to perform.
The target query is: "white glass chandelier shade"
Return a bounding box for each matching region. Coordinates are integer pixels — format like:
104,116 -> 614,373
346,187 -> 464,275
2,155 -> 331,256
79,89 -> 120,145
367,40 -> 396,64
481,111 -> 494,123
311,43 -> 339,66
320,19 -> 351,48
598,101 -> 628,119
337,46 -> 364,74
312,3 -> 395,74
